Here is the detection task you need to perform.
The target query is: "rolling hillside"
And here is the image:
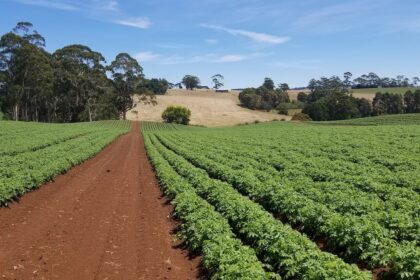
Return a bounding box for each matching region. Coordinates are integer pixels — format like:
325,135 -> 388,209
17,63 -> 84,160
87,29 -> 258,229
128,89 -> 290,127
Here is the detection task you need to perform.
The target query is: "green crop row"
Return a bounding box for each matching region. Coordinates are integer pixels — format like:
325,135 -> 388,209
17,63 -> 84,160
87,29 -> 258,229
0,120 -> 130,204
143,133 -> 278,280
0,120 -> 131,155
166,133 -> 418,244
148,133 -> 371,280
314,113 -> 420,126
141,121 -> 185,131
154,133 -> 419,279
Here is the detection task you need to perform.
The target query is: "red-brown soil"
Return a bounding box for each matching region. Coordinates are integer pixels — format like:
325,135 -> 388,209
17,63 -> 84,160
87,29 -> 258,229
0,122 -> 199,280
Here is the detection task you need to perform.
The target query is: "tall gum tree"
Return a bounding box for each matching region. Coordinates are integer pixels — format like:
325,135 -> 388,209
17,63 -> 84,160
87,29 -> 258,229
108,53 -> 156,120
53,44 -> 107,122
0,22 -> 53,121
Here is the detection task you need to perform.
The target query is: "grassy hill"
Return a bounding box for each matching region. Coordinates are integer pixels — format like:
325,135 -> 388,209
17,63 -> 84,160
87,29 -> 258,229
129,89 -> 290,127
351,87 -> 416,95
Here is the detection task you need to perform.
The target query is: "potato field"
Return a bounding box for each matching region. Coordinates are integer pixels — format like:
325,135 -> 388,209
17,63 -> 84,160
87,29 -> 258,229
142,119 -> 420,280
0,120 -> 130,204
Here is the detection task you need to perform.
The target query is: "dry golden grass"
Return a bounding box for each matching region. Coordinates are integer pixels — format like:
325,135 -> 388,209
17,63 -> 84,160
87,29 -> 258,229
128,89 -> 290,127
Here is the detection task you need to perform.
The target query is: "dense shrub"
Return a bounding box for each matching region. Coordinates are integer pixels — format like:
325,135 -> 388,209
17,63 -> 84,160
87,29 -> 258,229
277,101 -> 303,115
301,77 -> 368,121
277,103 -> 289,115
297,92 -> 308,103
239,85 -> 289,111
372,92 -> 404,115
303,92 -> 360,121
355,98 -> 372,117
162,106 -> 191,125
404,90 -> 420,113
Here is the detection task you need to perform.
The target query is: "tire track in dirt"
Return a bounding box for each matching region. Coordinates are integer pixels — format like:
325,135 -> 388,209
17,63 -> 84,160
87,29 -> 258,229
0,122 -> 199,280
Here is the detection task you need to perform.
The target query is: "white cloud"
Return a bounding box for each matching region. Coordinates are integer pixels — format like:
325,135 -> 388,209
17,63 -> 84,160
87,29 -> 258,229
201,24 -> 289,44
214,55 -> 245,63
156,53 -> 261,65
12,0 -> 151,30
94,0 -> 119,12
114,17 -> 151,29
205,38 -> 218,44
292,1 -> 385,33
15,0 -> 79,10
133,51 -> 160,62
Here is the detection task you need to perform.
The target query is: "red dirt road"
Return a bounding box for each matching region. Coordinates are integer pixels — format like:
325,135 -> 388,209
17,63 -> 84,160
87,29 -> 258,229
0,122 -> 199,280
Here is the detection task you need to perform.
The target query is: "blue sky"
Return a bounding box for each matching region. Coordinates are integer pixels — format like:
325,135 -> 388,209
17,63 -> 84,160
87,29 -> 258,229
1,0 -> 419,88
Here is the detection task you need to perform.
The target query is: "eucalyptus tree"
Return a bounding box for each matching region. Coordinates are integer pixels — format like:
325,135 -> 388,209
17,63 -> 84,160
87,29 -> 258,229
108,53 -> 156,120
211,74 -> 224,90
412,77 -> 420,87
53,44 -> 107,122
343,72 -> 352,88
0,22 -> 53,121
262,77 -> 275,90
182,75 -> 200,90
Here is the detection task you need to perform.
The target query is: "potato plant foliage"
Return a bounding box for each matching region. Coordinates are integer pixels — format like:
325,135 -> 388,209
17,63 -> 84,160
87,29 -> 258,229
0,120 -> 130,204
142,117 -> 420,280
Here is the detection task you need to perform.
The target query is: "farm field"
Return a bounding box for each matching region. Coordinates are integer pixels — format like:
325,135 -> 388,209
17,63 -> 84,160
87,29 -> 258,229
0,120 -> 130,204
142,117 -> 420,280
0,116 -> 419,280
352,87 -> 416,95
315,113 -> 420,126
350,87 -> 416,101
130,89 -> 291,126
0,121 -> 199,279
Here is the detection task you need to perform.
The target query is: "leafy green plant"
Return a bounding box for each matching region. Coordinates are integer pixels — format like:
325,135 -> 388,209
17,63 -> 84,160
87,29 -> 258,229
162,106 -> 191,125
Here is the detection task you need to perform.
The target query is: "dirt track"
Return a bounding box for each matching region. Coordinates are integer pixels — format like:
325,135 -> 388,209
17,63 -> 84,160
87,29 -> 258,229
0,122 -> 199,279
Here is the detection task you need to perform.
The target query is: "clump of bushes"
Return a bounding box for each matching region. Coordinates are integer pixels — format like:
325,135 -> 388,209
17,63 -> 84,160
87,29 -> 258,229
277,101 -> 304,115
299,76 -> 372,121
291,113 -> 311,121
162,105 -> 191,125
239,78 -> 290,111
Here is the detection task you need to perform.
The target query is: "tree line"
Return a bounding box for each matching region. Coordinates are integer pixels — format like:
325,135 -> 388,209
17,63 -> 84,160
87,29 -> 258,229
300,76 -> 420,120
239,74 -> 420,121
0,22 -> 169,122
343,72 -> 419,89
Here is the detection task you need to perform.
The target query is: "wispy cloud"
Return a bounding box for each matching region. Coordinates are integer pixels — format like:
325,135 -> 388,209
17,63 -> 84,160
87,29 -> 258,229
205,38 -> 218,44
292,1 -> 385,33
113,17 -> 151,29
15,0 -> 79,10
133,51 -> 160,62
201,24 -> 290,44
386,19 -> 420,33
93,0 -> 119,12
133,51 -> 263,65
11,0 -> 151,30
213,54 -> 246,63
